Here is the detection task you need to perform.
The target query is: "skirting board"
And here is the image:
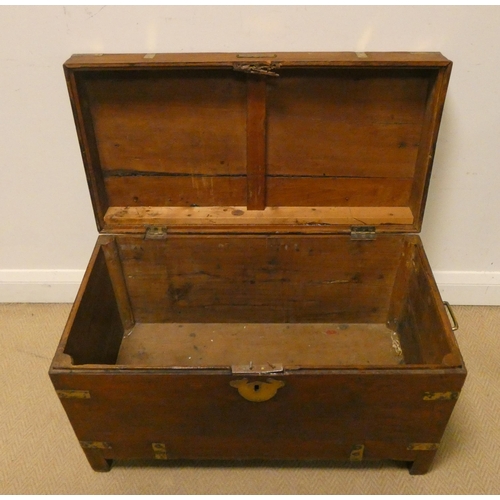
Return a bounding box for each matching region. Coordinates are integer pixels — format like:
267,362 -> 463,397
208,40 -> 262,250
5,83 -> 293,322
0,270 -> 84,303
434,271 -> 500,306
0,270 -> 500,306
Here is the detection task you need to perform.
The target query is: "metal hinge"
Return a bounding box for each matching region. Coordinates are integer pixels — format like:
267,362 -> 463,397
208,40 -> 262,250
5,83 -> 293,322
145,226 -> 168,240
233,62 -> 280,77
350,226 -> 376,240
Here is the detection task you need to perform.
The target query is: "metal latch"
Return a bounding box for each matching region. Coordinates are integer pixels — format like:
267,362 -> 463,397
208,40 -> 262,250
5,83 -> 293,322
233,62 -> 280,77
231,362 -> 284,375
145,226 -> 168,240
350,226 -> 376,240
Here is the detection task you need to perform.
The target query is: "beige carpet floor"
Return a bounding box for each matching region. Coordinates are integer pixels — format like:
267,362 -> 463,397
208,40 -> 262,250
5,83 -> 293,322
1,304 -> 499,494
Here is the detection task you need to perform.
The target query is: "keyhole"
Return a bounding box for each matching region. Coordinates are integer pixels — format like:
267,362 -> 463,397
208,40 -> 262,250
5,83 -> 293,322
254,384 -> 260,392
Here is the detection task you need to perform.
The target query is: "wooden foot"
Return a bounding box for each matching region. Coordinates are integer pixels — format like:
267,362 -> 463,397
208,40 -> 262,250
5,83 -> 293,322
83,448 -> 113,472
408,450 -> 437,475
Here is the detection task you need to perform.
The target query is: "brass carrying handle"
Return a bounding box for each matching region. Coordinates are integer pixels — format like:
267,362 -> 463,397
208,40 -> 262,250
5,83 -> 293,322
443,301 -> 459,331
230,378 -> 285,402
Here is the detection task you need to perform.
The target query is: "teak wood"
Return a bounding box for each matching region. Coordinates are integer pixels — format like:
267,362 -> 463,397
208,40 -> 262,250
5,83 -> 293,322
50,52 -> 466,475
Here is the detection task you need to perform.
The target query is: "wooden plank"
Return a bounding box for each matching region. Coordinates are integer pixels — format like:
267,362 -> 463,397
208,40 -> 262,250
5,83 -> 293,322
349,207 -> 413,225
101,237 -> 135,332
117,234 -> 405,284
104,176 -> 247,207
266,177 -> 412,207
394,237 -> 463,367
63,247 -> 124,365
66,57 -> 448,236
65,52 -> 450,69
268,126 -> 421,179
104,205 -> 413,228
410,64 -> 452,230
413,240 -> 464,367
104,175 -> 410,209
267,69 -> 429,179
49,369 -> 465,465
117,234 -> 404,323
116,322 -> 403,368
126,286 -> 395,324
387,238 -> 423,364
246,77 -> 267,210
51,238 -> 107,365
103,222 -> 417,236
86,72 -> 247,176
65,69 -> 109,231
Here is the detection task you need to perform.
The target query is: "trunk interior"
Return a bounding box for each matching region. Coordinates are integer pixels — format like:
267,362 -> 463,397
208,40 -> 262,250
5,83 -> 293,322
61,234 -> 461,370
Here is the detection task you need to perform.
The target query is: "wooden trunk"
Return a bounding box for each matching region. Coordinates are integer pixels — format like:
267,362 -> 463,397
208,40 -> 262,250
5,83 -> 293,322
50,52 -> 466,474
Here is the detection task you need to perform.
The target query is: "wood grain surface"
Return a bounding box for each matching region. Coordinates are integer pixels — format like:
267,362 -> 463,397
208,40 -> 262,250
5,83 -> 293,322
63,53 -> 451,232
116,322 -> 404,368
52,53 -> 464,475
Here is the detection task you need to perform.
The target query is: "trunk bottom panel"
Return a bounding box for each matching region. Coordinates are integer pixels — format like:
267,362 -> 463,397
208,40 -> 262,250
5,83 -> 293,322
115,322 -> 404,367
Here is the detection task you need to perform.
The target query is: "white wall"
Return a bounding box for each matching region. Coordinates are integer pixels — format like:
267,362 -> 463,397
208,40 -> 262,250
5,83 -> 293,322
1,5 -> 499,304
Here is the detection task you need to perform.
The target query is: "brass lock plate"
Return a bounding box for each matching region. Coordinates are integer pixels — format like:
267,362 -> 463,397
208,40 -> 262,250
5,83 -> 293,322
230,378 -> 285,402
